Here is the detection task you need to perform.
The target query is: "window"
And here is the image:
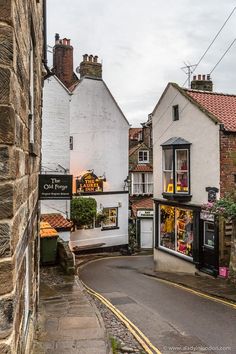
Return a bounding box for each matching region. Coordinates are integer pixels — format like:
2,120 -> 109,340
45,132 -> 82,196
70,136 -> 73,150
161,138 -> 191,198
132,173 -> 153,195
204,221 -> 215,248
102,208 -> 118,229
172,105 -> 179,121
159,205 -> 193,259
138,150 -> 149,163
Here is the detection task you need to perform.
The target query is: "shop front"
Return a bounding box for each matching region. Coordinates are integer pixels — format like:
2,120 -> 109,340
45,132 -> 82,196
154,200 -> 219,275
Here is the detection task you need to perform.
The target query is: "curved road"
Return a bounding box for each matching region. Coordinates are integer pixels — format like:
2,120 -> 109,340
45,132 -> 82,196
80,255 -> 236,354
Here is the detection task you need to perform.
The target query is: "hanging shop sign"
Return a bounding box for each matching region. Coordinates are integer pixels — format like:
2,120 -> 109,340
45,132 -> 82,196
137,210 -> 154,218
200,210 -> 215,222
39,174 -> 73,200
76,171 -> 103,193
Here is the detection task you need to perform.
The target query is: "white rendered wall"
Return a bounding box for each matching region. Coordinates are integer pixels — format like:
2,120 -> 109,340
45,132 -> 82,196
70,78 -> 129,191
41,76 -> 71,216
70,193 -> 129,248
152,84 -> 220,205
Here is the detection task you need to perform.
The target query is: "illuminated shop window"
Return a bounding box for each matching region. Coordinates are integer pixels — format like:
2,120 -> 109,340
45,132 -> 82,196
159,205 -> 193,259
102,208 -> 118,228
161,138 -> 191,197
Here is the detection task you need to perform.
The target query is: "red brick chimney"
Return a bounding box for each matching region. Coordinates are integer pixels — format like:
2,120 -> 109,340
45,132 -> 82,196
191,74 -> 213,92
53,33 -> 76,89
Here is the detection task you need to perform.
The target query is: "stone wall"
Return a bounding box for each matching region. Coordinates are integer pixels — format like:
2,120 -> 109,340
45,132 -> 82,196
220,131 -> 236,197
0,1 -> 44,353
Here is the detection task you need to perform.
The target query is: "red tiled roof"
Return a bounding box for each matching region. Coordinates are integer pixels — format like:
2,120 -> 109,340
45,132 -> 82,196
184,89 -> 236,132
131,164 -> 153,172
129,145 -> 139,156
41,213 -> 73,230
129,128 -> 142,140
130,197 -> 153,217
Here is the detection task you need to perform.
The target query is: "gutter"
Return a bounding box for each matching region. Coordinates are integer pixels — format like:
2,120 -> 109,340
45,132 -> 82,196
42,0 -> 53,79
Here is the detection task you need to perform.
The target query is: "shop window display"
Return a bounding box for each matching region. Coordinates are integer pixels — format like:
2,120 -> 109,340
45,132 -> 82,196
160,205 -> 193,258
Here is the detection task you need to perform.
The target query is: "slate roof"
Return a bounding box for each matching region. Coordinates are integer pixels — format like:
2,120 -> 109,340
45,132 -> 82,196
161,137 -> 191,146
41,213 -> 73,230
183,89 -> 236,132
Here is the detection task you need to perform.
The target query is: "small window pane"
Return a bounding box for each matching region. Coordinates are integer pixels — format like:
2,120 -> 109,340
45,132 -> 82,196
173,105 -> 179,121
160,205 -> 175,251
176,208 -> 193,257
164,149 -> 173,170
204,222 -> 215,248
103,208 -> 118,228
175,149 -> 189,193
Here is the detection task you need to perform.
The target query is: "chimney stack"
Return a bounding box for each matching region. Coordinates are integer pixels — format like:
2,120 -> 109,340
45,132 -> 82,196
191,74 -> 213,92
53,33 -> 75,89
77,54 -> 102,79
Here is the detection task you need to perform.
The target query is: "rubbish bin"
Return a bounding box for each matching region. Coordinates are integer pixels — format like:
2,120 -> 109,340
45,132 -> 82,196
40,222 -> 59,265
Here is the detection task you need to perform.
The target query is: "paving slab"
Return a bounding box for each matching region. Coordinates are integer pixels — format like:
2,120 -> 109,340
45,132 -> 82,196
33,266 -> 110,354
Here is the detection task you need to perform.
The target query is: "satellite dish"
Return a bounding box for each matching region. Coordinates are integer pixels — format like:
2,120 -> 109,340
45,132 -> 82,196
76,66 -> 80,73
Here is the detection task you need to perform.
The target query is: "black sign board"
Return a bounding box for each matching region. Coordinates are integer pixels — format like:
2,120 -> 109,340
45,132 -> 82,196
39,174 -> 73,200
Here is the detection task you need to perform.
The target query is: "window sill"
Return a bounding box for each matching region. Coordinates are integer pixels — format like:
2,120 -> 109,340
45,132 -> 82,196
101,226 -> 120,231
162,193 -> 192,202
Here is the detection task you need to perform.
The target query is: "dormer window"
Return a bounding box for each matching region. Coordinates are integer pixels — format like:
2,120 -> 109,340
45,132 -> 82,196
139,150 -> 149,163
172,105 -> 179,121
161,137 -> 191,201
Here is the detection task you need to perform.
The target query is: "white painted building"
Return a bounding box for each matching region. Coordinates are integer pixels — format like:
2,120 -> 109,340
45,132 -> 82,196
152,79 -> 222,275
70,70 -> 130,250
41,75 -> 71,218
41,35 -> 130,250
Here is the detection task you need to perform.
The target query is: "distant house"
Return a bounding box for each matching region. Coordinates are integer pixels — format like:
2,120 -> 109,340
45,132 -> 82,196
42,35 -> 130,251
129,115 -> 154,249
152,75 -> 236,276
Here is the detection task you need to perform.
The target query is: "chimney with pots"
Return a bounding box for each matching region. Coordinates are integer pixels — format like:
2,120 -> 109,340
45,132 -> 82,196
191,74 -> 213,92
78,54 -> 102,79
53,33 -> 77,89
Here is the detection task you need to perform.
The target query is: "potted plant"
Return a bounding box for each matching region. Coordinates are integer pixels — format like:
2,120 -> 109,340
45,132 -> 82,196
71,197 -> 97,229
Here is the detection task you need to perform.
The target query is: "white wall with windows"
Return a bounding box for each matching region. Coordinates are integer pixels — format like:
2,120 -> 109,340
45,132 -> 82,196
152,84 -> 220,205
70,193 -> 129,249
69,77 -> 129,249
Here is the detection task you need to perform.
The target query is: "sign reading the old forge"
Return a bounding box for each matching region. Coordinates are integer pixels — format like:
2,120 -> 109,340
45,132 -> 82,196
39,175 -> 73,200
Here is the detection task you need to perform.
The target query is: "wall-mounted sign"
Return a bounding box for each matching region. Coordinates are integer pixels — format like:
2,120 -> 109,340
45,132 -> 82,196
137,210 -> 154,218
76,171 -> 103,193
200,210 -> 215,222
39,174 -> 72,200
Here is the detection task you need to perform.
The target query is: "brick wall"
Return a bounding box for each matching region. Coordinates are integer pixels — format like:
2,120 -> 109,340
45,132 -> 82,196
0,1 -> 44,353
220,131 -> 236,196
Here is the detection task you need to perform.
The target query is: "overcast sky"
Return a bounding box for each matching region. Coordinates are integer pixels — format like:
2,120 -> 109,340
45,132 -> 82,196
47,1 -> 236,127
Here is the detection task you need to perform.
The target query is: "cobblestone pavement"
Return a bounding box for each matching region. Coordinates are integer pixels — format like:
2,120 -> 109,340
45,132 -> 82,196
88,293 -> 146,354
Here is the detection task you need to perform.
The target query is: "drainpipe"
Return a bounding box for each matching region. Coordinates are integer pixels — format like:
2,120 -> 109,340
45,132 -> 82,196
43,0 -> 53,79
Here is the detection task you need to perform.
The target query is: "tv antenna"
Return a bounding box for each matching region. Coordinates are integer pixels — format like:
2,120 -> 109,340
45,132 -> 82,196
181,62 -> 197,88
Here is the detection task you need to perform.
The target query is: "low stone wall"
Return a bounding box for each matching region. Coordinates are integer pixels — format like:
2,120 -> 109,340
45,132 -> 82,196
57,238 -> 75,275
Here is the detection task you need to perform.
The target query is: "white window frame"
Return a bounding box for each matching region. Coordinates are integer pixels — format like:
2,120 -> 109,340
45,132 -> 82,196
131,172 -> 153,195
175,149 -> 189,194
102,207 -> 118,229
138,150 -> 149,163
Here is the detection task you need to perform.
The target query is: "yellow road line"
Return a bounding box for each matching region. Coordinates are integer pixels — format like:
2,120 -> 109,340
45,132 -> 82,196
145,275 -> 236,310
78,255 -> 236,310
81,280 -> 162,354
